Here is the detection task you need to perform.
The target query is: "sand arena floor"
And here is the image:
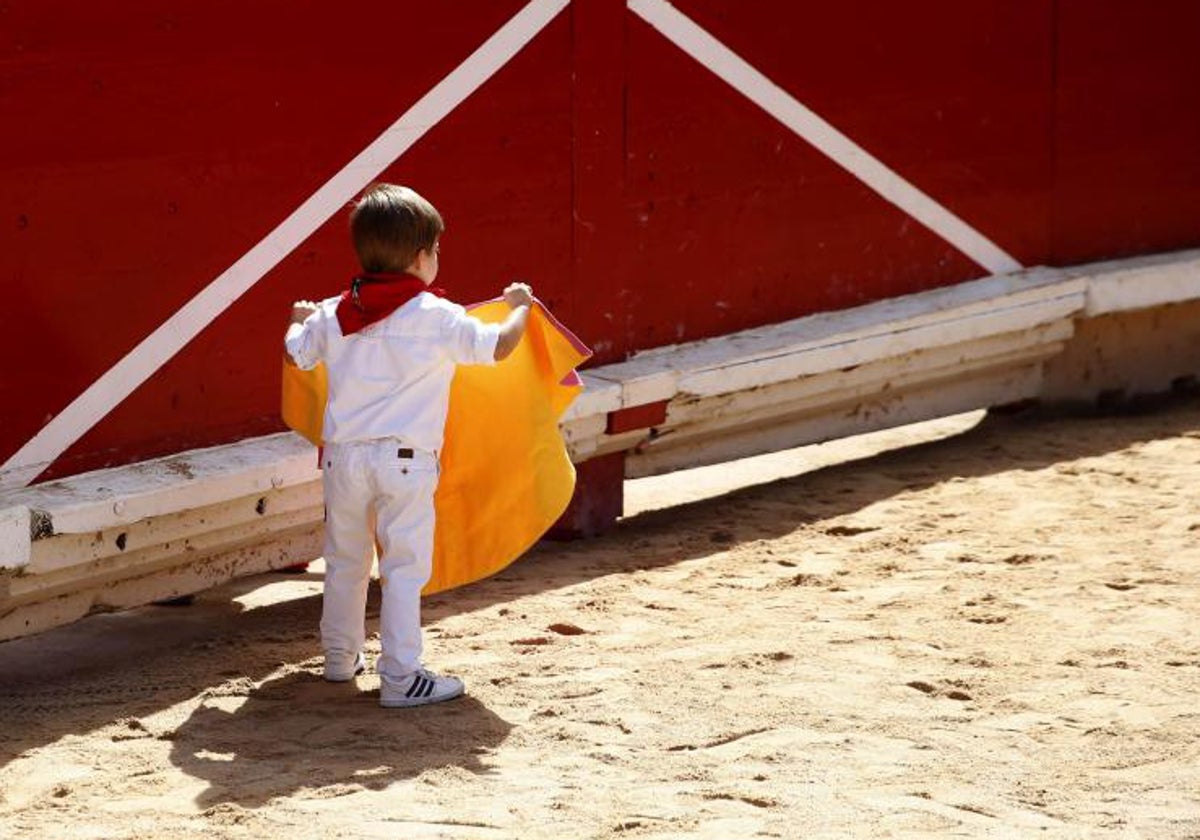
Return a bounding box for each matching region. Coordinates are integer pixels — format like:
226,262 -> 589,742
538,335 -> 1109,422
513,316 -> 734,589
2,400 -> 1199,839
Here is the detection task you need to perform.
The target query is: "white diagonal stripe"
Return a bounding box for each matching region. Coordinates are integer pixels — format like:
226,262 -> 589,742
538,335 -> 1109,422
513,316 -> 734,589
1,0 -> 570,492
628,0 -> 1023,276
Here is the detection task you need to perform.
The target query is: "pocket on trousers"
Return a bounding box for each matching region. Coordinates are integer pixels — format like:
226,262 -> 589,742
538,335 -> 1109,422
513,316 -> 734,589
382,454 -> 438,477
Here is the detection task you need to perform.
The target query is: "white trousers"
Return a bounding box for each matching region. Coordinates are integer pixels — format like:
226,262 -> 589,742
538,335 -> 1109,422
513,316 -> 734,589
320,438 -> 439,680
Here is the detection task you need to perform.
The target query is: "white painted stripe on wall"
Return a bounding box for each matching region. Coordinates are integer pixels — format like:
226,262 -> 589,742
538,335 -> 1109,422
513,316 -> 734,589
628,0 -> 1024,277
0,0 -> 569,492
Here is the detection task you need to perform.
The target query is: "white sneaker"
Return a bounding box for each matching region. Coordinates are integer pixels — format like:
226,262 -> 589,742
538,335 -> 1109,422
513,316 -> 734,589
380,668 -> 465,708
324,650 -> 366,682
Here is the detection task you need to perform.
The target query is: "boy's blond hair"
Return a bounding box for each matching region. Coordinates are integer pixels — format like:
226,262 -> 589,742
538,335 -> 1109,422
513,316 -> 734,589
350,184 -> 444,274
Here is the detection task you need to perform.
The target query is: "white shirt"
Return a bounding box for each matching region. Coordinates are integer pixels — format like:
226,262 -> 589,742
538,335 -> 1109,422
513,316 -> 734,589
285,292 -> 501,450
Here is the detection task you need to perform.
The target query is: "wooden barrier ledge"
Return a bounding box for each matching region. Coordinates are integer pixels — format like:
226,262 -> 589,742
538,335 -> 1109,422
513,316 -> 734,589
2,248 -> 1198,640
0,436 -> 321,641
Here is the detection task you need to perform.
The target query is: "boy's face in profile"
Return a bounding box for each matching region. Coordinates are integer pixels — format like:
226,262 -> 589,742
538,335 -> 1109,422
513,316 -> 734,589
409,239 -> 440,285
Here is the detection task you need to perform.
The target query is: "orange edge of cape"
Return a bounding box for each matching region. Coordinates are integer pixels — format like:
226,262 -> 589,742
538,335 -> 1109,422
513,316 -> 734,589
280,299 -> 592,595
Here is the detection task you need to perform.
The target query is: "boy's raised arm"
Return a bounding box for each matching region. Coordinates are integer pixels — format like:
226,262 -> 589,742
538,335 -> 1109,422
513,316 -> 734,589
284,300 -> 322,368
494,282 -> 533,361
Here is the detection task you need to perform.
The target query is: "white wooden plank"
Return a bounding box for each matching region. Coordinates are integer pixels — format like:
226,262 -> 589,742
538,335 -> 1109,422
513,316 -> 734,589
660,341 -> 1064,446
2,433 -> 317,536
11,504 -> 324,603
679,293 -> 1080,397
566,269 -> 1081,417
561,414 -> 607,441
572,429 -> 655,462
560,415 -> 608,460
1076,249 -> 1200,315
583,367 -> 679,409
626,364 -> 1045,478
629,268 -> 1077,371
0,524 -> 323,642
564,320 -> 1072,466
1,506 -> 31,571
28,483 -> 322,575
559,374 -> 622,422
665,324 -> 1071,431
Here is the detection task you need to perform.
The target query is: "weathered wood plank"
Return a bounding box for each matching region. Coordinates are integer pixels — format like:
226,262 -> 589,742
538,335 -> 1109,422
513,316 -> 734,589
9,434 -> 317,537
626,364 -> 1046,477
0,506 -> 30,571
1078,249 -> 1200,316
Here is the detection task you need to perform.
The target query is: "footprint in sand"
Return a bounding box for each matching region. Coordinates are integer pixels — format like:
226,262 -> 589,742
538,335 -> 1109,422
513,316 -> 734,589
547,623 -> 588,636
701,791 -> 779,809
966,614 -> 1008,625
905,680 -> 974,702
825,525 -> 881,537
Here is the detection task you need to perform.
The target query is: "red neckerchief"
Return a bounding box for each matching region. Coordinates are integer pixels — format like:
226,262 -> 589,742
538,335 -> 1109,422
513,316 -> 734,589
334,272 -> 446,335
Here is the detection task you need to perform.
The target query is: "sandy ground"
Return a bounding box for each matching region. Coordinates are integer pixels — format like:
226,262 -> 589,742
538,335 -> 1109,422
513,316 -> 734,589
2,399 -> 1200,839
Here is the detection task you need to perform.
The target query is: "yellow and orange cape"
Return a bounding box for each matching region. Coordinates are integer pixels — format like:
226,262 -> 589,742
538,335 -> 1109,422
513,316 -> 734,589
281,300 -> 590,594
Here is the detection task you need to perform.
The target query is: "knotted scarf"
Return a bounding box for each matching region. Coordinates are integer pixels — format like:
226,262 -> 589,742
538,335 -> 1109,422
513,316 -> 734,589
334,272 -> 445,335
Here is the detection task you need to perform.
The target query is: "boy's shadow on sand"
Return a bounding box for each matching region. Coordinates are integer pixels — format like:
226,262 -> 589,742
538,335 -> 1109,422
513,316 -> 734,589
169,671 -> 510,808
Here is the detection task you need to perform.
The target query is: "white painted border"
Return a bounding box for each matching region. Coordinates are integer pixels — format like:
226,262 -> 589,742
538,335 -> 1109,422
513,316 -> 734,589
1075,248 -> 1200,316
627,0 -> 1024,276
0,0 -> 570,493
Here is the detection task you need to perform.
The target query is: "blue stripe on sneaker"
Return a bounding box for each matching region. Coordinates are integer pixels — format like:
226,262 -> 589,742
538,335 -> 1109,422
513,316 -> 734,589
405,676 -> 425,698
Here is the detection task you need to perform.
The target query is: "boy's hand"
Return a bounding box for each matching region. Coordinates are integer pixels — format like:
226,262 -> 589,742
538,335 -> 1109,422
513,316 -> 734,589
290,300 -> 319,325
503,282 -> 533,310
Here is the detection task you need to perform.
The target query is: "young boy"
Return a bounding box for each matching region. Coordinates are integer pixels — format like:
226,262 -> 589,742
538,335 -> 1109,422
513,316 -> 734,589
284,183 -> 533,708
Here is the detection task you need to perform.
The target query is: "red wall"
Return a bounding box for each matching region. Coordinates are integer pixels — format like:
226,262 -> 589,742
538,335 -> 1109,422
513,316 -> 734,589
1052,0 -> 1200,264
2,0 -> 1198,483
